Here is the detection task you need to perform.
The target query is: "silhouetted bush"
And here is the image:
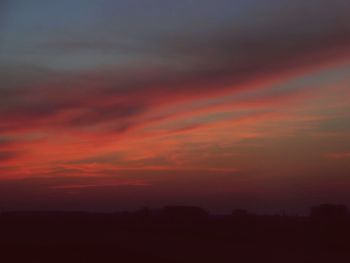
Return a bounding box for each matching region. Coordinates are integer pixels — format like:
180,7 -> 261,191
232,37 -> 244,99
310,204 -> 349,221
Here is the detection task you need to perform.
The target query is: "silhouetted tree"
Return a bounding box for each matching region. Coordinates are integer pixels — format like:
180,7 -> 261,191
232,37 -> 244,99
160,206 -> 209,221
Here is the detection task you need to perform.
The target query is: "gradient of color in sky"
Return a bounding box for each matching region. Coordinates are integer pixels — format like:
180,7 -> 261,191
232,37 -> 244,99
0,0 -> 350,213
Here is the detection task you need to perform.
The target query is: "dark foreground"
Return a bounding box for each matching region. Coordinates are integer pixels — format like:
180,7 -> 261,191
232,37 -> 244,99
1,204 -> 350,263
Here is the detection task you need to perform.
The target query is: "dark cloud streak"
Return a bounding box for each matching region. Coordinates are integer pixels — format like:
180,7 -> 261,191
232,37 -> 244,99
0,0 -> 349,136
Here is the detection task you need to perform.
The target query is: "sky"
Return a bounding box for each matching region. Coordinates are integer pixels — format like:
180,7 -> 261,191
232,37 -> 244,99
0,0 -> 350,213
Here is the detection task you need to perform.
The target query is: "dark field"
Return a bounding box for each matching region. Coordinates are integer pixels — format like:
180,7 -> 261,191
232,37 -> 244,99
1,204 -> 350,262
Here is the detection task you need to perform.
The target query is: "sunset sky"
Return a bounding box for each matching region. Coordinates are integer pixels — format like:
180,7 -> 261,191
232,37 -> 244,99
0,0 -> 350,213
